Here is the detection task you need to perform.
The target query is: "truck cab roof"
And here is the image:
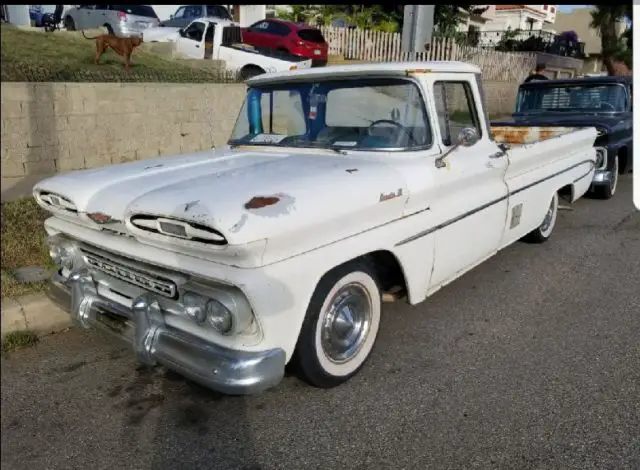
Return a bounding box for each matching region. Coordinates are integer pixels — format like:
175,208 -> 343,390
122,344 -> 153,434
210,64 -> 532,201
246,61 -> 482,85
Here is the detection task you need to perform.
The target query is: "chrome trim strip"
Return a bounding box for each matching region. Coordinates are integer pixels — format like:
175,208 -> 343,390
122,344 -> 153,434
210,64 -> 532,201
397,194 -> 508,246
396,159 -> 594,247
509,160 -> 594,196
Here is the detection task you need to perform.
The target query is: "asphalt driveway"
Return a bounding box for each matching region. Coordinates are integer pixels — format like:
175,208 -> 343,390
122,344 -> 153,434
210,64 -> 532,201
2,176 -> 638,470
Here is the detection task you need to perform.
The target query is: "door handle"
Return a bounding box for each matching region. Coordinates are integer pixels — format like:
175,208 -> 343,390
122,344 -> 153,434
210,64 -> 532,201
195,44 -> 200,48
488,150 -> 505,159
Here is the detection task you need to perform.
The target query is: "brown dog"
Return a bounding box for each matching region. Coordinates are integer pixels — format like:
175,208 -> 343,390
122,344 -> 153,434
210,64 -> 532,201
82,30 -> 142,72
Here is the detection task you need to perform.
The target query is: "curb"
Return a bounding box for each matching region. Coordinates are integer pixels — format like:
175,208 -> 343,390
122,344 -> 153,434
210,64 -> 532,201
1,292 -> 72,337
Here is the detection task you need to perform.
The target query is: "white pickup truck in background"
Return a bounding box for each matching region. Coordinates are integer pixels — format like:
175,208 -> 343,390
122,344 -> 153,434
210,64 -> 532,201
144,17 -> 312,79
34,61 -> 597,395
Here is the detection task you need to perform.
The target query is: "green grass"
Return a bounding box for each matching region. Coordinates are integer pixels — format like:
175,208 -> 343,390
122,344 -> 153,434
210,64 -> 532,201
1,198 -> 53,298
2,329 -> 40,354
0,24 -> 236,82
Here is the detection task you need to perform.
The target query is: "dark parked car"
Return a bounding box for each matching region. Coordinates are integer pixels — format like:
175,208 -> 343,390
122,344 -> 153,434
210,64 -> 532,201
241,19 -> 328,67
159,4 -> 231,28
493,76 -> 632,200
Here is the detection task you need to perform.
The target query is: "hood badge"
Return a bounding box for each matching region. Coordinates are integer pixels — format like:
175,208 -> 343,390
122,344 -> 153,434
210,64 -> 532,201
87,212 -> 116,225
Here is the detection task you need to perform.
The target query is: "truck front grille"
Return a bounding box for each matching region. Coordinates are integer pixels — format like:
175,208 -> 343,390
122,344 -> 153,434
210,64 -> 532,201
83,251 -> 177,298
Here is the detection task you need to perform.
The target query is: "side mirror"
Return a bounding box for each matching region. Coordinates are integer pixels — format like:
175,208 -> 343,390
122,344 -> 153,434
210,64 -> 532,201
178,28 -> 185,37
435,127 -> 480,169
169,14 -> 174,19
458,127 -> 479,147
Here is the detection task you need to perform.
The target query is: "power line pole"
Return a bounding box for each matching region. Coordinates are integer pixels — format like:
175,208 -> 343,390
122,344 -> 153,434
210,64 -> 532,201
401,5 -> 435,54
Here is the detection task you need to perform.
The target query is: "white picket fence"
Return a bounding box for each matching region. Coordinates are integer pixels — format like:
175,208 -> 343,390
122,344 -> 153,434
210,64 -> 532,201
319,26 -> 537,83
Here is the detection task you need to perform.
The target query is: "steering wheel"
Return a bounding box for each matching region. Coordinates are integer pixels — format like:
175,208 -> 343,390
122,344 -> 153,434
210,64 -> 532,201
367,119 -> 412,146
598,102 -> 616,111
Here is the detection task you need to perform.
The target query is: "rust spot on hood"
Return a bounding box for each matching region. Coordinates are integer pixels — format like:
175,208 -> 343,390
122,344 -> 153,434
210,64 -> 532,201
245,196 -> 280,210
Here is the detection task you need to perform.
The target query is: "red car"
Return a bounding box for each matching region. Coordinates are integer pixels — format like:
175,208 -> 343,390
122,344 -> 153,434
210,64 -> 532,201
241,19 -> 328,67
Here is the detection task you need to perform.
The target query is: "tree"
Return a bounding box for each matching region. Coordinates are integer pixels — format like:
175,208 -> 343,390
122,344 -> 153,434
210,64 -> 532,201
275,5 -> 321,24
432,5 -> 489,39
590,5 -> 632,74
308,4 -> 486,37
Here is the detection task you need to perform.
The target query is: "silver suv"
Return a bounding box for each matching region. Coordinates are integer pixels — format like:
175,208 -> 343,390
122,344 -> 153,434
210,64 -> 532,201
63,4 -> 159,37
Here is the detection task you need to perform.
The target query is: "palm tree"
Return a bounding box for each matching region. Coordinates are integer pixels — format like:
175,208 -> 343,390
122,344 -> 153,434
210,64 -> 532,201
590,5 -> 632,75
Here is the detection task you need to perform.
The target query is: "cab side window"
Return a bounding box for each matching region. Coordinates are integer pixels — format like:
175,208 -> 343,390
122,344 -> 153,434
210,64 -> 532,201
184,22 -> 205,42
433,81 -> 481,146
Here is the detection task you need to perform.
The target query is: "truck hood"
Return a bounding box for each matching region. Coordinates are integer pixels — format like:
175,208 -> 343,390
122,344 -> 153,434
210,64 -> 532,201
34,146 -> 408,247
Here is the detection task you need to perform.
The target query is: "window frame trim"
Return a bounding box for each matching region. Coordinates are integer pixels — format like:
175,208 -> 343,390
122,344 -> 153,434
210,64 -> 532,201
432,79 -> 483,147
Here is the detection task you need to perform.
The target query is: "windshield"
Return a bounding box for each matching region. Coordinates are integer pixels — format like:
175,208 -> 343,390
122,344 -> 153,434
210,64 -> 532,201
516,84 -> 628,113
228,78 -> 432,151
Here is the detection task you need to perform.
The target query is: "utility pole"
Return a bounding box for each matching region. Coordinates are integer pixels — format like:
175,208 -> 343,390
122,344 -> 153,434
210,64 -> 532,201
401,5 -> 435,54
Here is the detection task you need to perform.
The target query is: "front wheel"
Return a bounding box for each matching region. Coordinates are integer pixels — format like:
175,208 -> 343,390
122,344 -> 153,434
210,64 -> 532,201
522,192 -> 559,244
592,154 -> 619,200
292,261 -> 382,388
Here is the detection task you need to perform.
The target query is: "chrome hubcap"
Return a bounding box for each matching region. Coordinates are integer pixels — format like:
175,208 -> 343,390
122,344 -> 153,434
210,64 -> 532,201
321,283 -> 372,363
540,197 -> 556,232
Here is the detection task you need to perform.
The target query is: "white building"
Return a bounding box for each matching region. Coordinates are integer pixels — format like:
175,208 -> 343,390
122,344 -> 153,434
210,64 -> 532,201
490,4 -> 557,32
455,4 -> 558,47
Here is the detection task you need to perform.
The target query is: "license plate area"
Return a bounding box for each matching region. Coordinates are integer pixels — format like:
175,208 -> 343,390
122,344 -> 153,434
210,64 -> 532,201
96,309 -> 134,340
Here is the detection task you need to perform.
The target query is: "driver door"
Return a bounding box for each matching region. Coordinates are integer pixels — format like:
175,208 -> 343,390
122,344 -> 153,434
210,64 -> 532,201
424,75 -> 510,291
176,21 -> 206,59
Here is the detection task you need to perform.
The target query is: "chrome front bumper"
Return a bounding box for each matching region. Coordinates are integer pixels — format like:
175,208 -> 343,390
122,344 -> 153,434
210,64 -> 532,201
48,271 -> 286,395
591,169 -> 614,187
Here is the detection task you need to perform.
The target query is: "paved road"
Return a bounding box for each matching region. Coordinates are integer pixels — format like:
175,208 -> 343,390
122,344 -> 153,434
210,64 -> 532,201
2,176 -> 639,470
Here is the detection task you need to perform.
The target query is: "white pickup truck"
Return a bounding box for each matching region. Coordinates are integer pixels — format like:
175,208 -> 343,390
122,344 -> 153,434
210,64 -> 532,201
144,17 -> 312,79
35,62 -> 597,395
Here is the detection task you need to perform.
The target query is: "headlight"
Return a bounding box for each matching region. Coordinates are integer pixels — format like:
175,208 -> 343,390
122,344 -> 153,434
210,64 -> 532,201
182,292 -> 207,324
47,235 -> 78,271
181,293 -> 233,335
59,246 -> 75,270
205,299 -> 233,334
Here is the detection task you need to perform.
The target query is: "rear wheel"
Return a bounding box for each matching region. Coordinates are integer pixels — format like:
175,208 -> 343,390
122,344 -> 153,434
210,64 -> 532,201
64,16 -> 75,31
592,154 -> 619,200
292,261 -> 382,388
522,192 -> 558,244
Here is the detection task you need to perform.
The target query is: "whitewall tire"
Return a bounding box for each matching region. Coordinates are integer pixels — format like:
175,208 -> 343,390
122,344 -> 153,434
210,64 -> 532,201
293,261 -> 382,388
523,192 -> 558,244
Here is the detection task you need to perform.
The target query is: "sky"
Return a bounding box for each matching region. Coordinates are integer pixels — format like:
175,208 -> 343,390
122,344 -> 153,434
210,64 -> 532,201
557,5 -> 591,13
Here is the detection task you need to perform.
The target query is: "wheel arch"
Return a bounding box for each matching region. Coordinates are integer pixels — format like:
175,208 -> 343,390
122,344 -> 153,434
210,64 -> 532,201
239,63 -> 266,80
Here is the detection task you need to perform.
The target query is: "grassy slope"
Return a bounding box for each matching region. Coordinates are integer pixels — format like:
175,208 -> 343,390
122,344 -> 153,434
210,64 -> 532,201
1,199 -> 52,298
0,24 -> 231,82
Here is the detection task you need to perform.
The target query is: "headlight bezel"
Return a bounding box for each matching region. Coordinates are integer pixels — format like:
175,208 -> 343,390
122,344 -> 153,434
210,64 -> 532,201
594,146 -> 608,169
178,282 -> 253,337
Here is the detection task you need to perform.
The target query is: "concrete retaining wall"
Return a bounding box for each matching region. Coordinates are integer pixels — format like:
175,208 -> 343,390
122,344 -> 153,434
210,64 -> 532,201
1,79 -> 520,200
1,82 -> 247,200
